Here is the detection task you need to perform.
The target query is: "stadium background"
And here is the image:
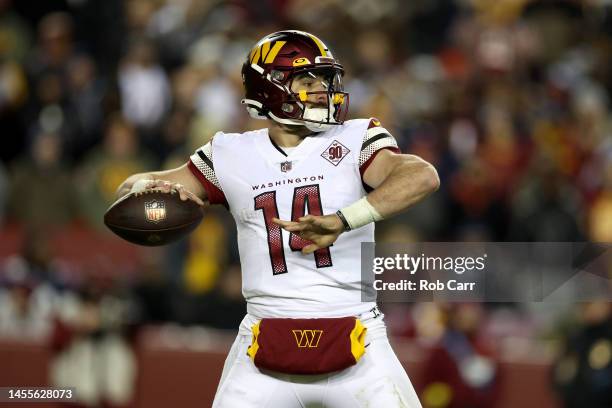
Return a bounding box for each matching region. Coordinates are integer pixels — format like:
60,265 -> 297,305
1,0 -> 611,407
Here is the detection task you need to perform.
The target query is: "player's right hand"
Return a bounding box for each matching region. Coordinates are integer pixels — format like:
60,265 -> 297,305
272,214 -> 344,254
133,179 -> 207,207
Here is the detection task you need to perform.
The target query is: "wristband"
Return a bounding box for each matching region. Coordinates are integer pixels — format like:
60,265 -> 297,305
337,197 -> 383,231
335,210 -> 351,231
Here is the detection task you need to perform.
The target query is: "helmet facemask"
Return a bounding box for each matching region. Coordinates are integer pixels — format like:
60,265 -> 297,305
282,66 -> 349,132
248,65 -> 349,132
272,64 -> 349,132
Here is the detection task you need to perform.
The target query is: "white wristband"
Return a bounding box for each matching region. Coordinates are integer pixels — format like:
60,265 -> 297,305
130,179 -> 154,193
338,197 -> 383,230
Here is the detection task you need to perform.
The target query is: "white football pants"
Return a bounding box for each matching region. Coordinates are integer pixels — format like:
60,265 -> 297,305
212,312 -> 422,408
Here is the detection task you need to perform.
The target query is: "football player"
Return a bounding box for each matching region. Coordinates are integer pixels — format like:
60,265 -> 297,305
117,30 -> 438,407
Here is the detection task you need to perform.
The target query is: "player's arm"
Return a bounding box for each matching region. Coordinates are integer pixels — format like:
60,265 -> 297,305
274,151 -> 438,253
116,163 -> 207,207
274,119 -> 439,254
359,150 -> 439,219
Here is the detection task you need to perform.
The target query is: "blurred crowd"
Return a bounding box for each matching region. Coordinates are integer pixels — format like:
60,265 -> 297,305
0,0 -> 612,407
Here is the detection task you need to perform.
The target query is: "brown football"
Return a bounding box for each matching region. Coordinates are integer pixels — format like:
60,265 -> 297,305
104,190 -> 204,246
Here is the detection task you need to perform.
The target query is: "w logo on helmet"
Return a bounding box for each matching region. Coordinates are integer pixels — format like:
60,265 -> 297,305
250,41 -> 287,65
292,329 -> 323,348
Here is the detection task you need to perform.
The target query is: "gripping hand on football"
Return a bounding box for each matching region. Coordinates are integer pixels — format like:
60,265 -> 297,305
272,214 -> 344,254
132,179 -> 207,207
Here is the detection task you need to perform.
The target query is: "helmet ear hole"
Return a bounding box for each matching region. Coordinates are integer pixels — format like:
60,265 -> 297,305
271,70 -> 284,81
281,103 -> 294,113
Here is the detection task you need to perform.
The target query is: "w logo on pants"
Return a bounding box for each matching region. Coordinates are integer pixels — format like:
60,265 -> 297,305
292,330 -> 323,348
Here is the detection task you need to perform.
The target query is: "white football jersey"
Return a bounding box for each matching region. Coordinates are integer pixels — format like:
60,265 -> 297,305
189,118 -> 399,318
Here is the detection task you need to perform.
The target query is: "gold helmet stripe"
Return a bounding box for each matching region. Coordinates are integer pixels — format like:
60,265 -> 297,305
249,46 -> 260,64
307,33 -> 330,57
250,40 -> 287,65
264,41 -> 286,63
261,41 -> 271,62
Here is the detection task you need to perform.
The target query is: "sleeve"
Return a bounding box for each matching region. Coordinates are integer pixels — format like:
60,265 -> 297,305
188,140 -> 229,207
359,117 -> 401,180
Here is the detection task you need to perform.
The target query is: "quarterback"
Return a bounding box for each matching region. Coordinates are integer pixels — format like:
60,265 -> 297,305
117,31 -> 438,407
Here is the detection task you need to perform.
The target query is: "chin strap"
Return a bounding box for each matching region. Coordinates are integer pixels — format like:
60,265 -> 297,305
304,122 -> 334,132
242,98 -> 340,133
303,107 -> 337,132
268,111 -> 308,126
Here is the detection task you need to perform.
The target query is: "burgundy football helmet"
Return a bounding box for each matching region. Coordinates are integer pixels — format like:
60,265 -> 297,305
241,30 -> 349,132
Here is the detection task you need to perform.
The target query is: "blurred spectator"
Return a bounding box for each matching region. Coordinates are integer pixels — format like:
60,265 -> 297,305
7,131 -> 76,227
0,227 -> 68,340
66,55 -> 106,159
0,261 -> 55,340
199,264 -> 246,330
0,4 -> 29,162
76,114 -> 154,229
166,211 -> 236,326
193,65 -> 241,131
0,0 -> 32,62
6,227 -> 67,286
420,303 -> 501,408
0,59 -> 28,112
132,248 -> 172,324
118,38 -> 170,131
50,273 -> 138,407
28,12 -> 76,74
155,107 -> 193,164
508,158 -> 585,241
23,11 -> 102,162
183,214 -> 229,295
448,157 -> 509,239
552,301 -> 612,408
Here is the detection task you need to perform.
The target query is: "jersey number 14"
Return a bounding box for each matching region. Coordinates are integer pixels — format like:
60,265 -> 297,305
254,184 -> 332,275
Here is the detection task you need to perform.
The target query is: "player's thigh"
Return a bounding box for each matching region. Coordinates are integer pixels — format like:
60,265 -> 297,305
216,332 -> 251,392
368,339 -> 421,408
336,338 -> 422,408
213,335 -> 301,408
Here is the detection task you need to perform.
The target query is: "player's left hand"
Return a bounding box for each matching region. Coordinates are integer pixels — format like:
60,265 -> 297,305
272,214 -> 344,254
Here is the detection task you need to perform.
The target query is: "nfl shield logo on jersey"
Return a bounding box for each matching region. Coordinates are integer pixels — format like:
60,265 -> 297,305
144,200 -> 166,223
321,140 -> 350,166
280,161 -> 293,172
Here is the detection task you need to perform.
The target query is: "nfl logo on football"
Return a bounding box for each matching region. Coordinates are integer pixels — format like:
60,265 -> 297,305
145,200 -> 166,223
